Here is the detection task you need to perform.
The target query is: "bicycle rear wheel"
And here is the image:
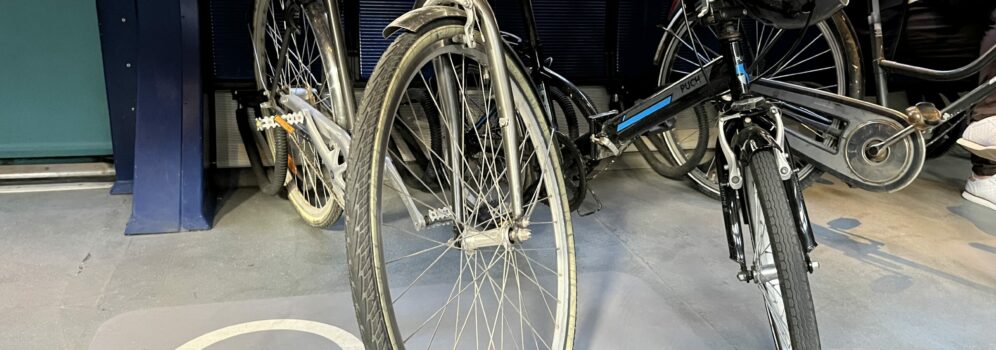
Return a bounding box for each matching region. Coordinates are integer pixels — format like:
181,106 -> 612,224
253,0 -> 346,227
654,11 -> 859,199
745,149 -> 820,349
346,23 -> 576,349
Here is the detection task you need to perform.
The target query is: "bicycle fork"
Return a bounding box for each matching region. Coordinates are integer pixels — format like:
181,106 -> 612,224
434,0 -> 529,236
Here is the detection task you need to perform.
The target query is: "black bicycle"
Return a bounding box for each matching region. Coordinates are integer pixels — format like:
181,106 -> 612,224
344,0 -> 854,348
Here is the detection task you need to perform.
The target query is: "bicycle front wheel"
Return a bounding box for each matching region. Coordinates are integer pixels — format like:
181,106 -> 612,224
745,149 -> 820,349
346,23 -> 576,349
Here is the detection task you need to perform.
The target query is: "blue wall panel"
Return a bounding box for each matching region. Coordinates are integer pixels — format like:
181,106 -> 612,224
125,0 -> 212,235
96,0 -> 138,193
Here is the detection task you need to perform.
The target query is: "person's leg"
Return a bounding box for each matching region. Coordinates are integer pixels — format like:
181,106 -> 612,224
967,8 -> 996,175
962,7 -> 996,210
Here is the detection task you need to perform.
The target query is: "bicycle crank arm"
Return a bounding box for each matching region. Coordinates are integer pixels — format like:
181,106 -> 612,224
750,79 -> 926,193
278,94 -> 428,229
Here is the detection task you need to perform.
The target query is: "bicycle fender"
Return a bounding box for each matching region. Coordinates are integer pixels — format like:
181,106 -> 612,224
383,6 -> 466,38
652,7 -> 685,66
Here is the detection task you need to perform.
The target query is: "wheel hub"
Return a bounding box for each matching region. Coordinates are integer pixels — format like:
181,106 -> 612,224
460,224 -> 531,251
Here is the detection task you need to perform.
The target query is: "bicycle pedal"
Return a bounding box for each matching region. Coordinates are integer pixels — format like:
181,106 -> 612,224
905,102 -> 943,129
256,111 -> 307,132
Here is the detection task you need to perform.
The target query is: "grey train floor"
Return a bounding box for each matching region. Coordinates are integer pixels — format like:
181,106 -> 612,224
1,150 -> 993,349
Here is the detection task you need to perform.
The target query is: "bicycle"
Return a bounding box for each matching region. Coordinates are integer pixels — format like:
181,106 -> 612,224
346,0 -> 848,348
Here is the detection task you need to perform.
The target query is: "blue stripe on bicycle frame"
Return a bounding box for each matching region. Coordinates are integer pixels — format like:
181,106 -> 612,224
617,95 -> 673,132
736,63 -> 750,82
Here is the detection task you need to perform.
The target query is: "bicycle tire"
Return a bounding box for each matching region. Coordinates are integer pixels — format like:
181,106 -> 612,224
346,22 -> 576,349
746,149 -> 820,349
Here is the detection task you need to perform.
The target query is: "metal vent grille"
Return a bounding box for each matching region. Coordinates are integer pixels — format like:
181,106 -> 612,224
209,0 -> 256,82
214,91 -> 251,168
358,1 -> 414,78
357,0 -> 612,83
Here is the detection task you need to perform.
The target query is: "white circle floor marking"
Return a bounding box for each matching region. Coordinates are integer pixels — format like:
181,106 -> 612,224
176,319 -> 363,350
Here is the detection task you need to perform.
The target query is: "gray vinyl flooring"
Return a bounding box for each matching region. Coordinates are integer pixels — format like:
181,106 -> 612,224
1,151 -> 994,349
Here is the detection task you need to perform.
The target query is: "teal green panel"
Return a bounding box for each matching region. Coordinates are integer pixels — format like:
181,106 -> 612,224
0,0 -> 112,158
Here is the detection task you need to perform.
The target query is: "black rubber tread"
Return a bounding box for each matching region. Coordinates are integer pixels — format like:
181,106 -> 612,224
345,28 -> 402,348
238,104 -> 288,196
748,150 -> 820,350
548,85 -> 580,139
346,22 -> 575,349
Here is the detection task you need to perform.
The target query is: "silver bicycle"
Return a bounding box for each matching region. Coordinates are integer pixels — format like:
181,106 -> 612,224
247,0 -> 428,230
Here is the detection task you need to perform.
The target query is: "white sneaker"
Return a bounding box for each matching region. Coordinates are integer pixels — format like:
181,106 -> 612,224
958,117 -> 996,160
963,175 -> 996,211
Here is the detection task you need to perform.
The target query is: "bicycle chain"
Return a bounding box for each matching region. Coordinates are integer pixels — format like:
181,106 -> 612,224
256,110 -> 307,131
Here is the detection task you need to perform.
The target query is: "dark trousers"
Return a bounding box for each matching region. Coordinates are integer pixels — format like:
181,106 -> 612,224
971,8 -> 996,176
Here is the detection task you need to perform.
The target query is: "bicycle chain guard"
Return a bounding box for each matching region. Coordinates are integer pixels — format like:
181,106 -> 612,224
751,78 -> 926,193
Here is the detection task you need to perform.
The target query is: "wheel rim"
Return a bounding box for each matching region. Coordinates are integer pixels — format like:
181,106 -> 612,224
370,31 -> 573,349
745,170 -> 792,349
255,0 -> 341,213
658,12 -> 846,196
